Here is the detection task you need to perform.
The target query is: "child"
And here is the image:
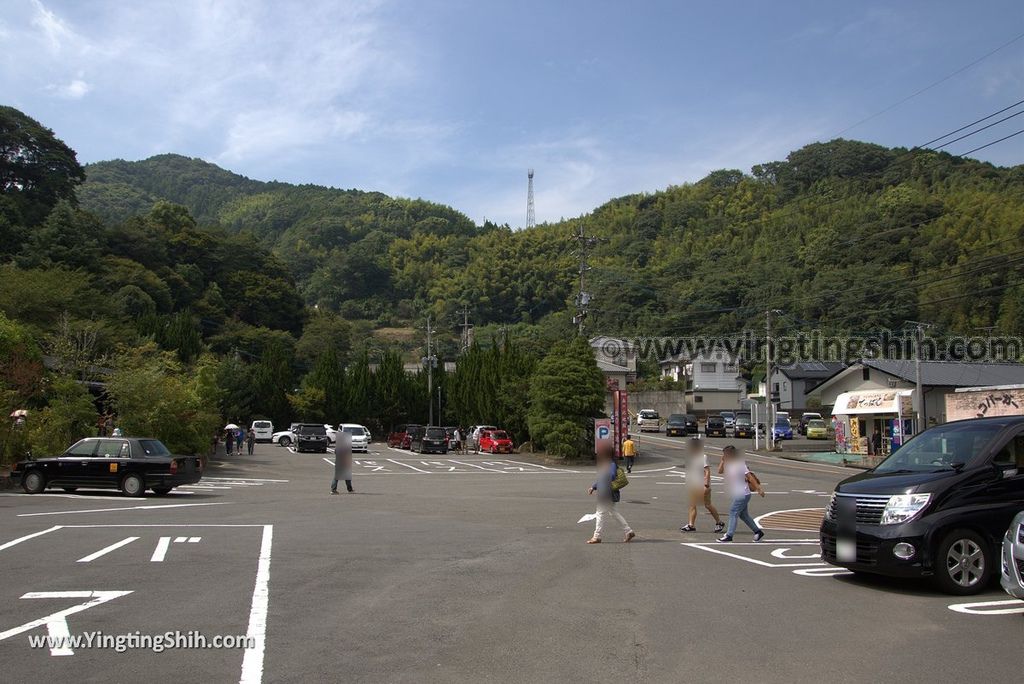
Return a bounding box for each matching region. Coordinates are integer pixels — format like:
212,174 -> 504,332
587,447 -> 635,544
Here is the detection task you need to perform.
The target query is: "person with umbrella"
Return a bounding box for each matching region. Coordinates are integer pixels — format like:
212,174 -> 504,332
224,423 -> 239,455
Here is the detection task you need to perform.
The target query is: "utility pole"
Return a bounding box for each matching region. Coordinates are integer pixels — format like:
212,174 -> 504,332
571,225 -> 601,336
457,307 -> 472,352
907,321 -> 933,433
765,309 -> 782,450
423,316 -> 437,426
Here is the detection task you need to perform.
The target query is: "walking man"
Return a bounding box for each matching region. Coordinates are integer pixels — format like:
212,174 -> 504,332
679,437 -> 724,533
331,431 -> 354,494
622,433 -> 637,473
586,446 -> 635,544
225,429 -> 234,455
717,445 -> 765,543
246,427 -> 256,455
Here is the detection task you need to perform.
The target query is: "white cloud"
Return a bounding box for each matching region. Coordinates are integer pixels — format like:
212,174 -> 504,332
47,77 -> 90,99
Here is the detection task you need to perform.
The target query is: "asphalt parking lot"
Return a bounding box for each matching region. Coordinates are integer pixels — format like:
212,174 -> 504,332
0,436 -> 1020,683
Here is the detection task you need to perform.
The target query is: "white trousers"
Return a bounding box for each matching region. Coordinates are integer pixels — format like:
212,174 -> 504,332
594,500 -> 632,539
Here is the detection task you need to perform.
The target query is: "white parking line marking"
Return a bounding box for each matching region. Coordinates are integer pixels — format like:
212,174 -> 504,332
501,459 -> 580,473
948,599 -> 1024,615
386,459 -> 432,473
150,536 -> 171,562
0,525 -> 63,552
174,536 -> 188,543
18,502 -> 231,517
76,536 -> 139,563
792,567 -> 853,577
447,459 -> 507,473
682,541 -> 825,567
203,477 -> 290,483
240,525 -> 273,684
770,547 -> 821,560
188,537 -> 200,543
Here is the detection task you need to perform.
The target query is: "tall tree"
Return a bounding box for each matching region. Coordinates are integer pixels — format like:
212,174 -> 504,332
527,337 -> 605,458
252,339 -> 294,428
0,106 -> 85,229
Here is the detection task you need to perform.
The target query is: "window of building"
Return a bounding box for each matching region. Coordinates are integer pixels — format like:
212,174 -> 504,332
700,362 -> 717,373
862,367 -> 870,381
694,395 -> 703,403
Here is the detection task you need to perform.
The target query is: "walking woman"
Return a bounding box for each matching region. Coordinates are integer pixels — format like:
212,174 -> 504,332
586,447 -> 635,544
717,445 -> 765,543
331,432 -> 354,494
246,427 -> 256,455
225,429 -> 235,456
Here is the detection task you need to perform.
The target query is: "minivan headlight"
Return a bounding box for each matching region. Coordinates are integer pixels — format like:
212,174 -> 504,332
880,494 -> 931,525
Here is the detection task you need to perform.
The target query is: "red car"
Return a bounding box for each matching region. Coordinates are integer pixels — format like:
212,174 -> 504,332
478,429 -> 514,454
387,424 -> 423,449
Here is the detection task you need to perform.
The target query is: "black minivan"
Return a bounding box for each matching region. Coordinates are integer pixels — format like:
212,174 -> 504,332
820,416 -> 1024,594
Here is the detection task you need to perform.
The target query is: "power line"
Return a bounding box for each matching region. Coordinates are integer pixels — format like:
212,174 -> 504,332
932,107 -> 1024,150
959,125 -> 1024,156
832,29 -> 1024,138
921,97 -> 1024,147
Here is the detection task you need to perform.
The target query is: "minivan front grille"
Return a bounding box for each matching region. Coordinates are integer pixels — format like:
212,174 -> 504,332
828,494 -> 891,525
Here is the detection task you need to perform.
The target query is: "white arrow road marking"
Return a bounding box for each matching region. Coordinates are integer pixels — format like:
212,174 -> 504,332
18,502 -> 231,518
76,536 -> 139,563
0,590 -> 133,656
948,599 -> 1024,615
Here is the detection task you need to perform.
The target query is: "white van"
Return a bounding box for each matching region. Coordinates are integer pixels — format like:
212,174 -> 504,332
251,420 -> 274,442
637,409 -> 661,432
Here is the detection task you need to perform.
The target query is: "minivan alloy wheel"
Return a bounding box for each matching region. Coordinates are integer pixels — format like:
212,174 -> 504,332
945,538 -> 985,588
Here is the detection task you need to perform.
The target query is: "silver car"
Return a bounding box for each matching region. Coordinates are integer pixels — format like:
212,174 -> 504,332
1001,510 -> 1024,600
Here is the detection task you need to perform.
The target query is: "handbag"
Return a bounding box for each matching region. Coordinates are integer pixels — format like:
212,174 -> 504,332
612,463 -> 629,490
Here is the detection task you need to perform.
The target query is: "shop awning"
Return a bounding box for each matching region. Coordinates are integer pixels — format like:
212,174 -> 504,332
832,389 -> 913,416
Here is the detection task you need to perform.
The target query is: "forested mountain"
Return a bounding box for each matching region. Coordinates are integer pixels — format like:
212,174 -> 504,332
4,104 -> 1024,459
79,141 -> 1024,340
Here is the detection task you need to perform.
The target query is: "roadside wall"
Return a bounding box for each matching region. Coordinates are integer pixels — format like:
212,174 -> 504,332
605,390 -> 687,421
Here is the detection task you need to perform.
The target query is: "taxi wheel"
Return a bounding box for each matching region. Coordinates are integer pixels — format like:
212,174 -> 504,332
121,473 -> 146,497
22,470 -> 46,494
933,529 -> 991,595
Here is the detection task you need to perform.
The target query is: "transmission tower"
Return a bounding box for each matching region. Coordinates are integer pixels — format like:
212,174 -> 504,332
526,169 -> 535,229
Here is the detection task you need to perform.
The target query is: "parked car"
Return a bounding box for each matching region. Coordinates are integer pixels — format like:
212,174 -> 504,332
324,425 -> 338,444
772,417 -> 794,440
805,419 -> 829,440
339,424 -> 371,453
1002,509 -> 1024,600
720,411 -> 736,433
251,420 -> 274,442
272,424 -> 299,447
387,424 -> 410,448
665,414 -> 688,437
820,416 -> 1024,594
411,426 -> 448,454
443,426 -> 461,451
705,415 -> 727,438
798,412 -> 823,436
479,429 -> 514,454
684,414 -> 699,435
469,425 -> 497,452
12,437 -> 202,497
637,409 -> 661,433
387,424 -> 423,449
734,416 -> 755,439
295,423 -> 330,453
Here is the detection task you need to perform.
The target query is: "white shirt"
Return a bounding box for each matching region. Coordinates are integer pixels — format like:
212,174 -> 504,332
724,459 -> 751,498
685,453 -> 708,490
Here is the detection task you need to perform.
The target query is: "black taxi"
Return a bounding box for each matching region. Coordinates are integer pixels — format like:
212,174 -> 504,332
11,437 -> 203,497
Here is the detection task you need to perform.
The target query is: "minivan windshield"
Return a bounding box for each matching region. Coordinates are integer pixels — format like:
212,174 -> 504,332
425,427 -> 446,439
667,415 -> 686,424
873,421 -> 1008,473
640,410 -> 659,419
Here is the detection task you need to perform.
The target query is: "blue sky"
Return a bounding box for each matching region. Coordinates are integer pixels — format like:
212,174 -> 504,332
2,0 -> 1023,226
